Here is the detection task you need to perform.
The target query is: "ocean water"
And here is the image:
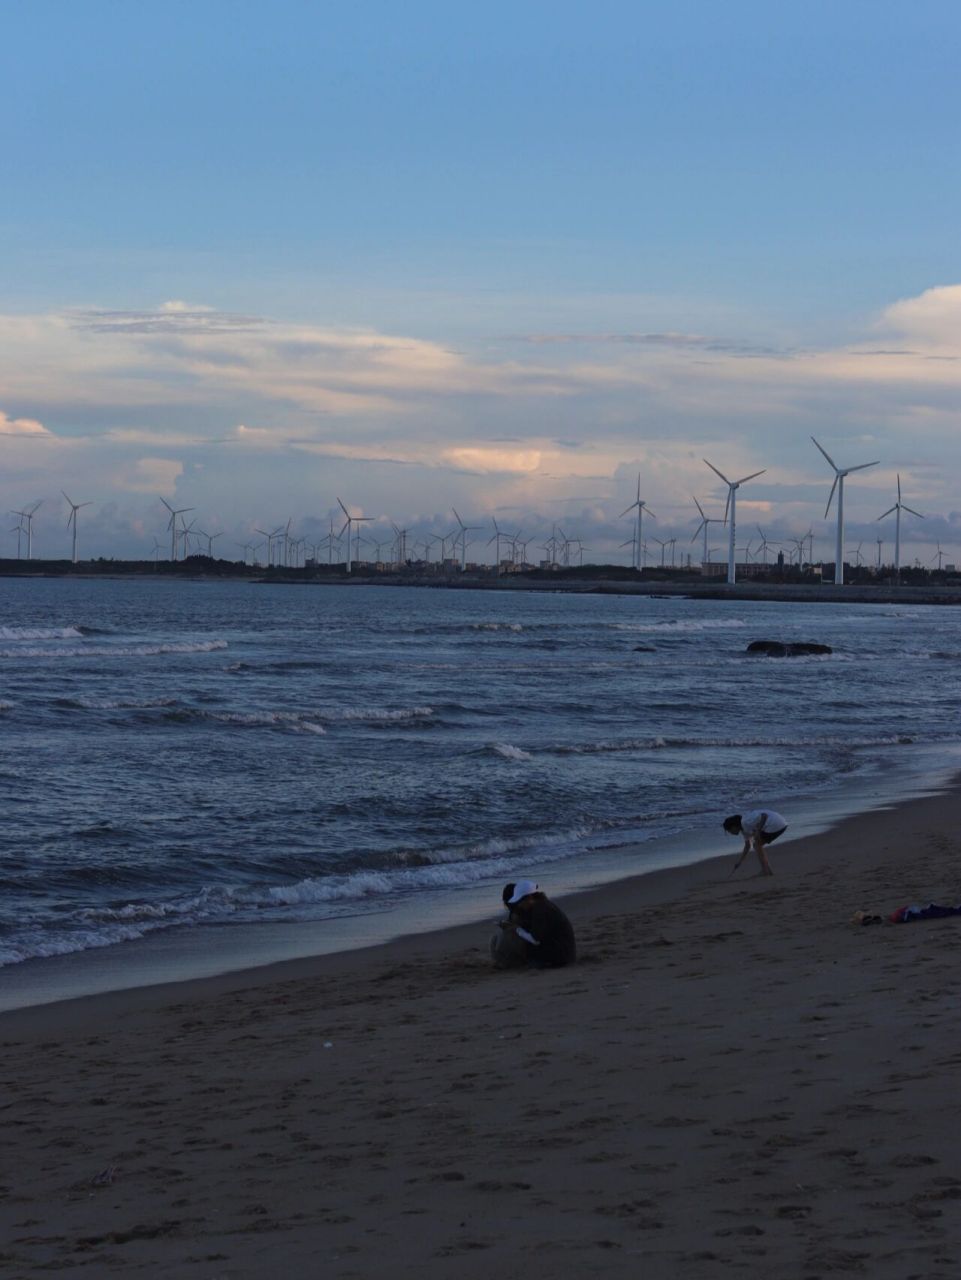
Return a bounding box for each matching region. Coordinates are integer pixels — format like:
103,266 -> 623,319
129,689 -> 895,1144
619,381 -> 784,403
1,577 -> 959,976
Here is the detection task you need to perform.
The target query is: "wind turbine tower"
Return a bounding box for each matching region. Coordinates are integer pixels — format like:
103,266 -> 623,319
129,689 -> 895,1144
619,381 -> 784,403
160,498 -> 194,561
620,475 -> 655,571
691,495 -> 725,569
337,498 -> 373,575
811,437 -> 879,586
451,508 -> 483,571
62,492 -> 92,564
12,501 -> 42,559
702,460 -> 766,585
877,475 -> 923,582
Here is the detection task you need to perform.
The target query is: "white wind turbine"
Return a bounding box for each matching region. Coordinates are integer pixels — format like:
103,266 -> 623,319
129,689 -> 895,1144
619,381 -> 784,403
877,474 -> 923,582
160,497 -> 194,561
337,498 -> 372,575
12,501 -> 42,559
702,459 -> 766,585
62,492 -> 92,564
691,495 -> 725,568
488,517 -> 511,572
810,436 -> 879,586
452,508 -> 483,571
620,474 -> 655,571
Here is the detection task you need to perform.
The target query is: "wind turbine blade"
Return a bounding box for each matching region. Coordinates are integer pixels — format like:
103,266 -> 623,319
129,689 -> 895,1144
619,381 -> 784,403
896,474 -> 902,501
337,497 -> 350,519
618,502 -> 638,518
810,436 -> 838,470
902,506 -> 924,519
702,458 -> 730,485
692,496 -> 706,519
735,469 -> 766,485
339,518 -> 350,538
824,474 -> 839,518
846,460 -> 879,473
877,506 -> 897,521
160,496 -> 174,513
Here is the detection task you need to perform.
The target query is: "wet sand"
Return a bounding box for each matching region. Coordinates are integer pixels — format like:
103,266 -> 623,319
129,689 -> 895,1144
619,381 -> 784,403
3,782 -> 961,1278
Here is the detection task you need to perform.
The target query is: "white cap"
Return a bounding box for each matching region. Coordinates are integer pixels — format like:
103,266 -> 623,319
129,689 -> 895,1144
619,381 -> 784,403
508,879 -> 539,905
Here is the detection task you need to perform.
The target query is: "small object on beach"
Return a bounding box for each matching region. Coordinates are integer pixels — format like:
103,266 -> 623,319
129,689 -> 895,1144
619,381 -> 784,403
851,911 -> 884,926
90,1166 -> 117,1187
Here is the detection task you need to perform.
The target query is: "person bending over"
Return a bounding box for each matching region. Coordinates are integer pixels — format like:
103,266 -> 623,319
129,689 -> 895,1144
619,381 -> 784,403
723,809 -> 788,877
504,879 -> 576,968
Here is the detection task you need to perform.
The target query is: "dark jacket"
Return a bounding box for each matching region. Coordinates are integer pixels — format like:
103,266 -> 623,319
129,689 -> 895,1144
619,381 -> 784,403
516,894 -> 576,968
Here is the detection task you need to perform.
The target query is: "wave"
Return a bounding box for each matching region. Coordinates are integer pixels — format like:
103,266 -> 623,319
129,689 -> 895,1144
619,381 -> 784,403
610,619 -> 748,633
0,818 -> 616,967
0,640 -> 228,659
60,696 -> 180,710
0,625 -> 85,640
489,743 -> 532,761
156,704 -> 435,732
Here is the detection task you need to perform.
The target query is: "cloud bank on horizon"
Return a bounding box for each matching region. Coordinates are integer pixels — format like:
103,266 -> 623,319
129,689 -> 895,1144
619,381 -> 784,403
1,283 -> 960,563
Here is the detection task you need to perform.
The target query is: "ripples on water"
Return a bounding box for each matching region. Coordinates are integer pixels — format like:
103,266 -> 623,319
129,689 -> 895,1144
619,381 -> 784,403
0,578 -> 957,965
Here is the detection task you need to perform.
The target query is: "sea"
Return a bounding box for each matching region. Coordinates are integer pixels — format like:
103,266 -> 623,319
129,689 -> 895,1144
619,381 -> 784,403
2,576 -> 960,1009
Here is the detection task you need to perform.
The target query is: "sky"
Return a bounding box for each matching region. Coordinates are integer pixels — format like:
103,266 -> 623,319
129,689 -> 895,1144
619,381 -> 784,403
2,0 -> 961,566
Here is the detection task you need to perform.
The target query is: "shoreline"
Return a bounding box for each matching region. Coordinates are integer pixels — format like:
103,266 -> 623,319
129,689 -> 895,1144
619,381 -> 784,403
3,776 -> 961,1275
2,759 -> 957,1031
3,742 -> 956,1017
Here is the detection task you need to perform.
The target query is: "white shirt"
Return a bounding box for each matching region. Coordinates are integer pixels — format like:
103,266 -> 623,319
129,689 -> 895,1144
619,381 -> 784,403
740,809 -> 787,836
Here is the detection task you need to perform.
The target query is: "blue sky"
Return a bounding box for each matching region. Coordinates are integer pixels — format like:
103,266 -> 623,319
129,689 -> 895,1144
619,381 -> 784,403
2,1 -> 960,564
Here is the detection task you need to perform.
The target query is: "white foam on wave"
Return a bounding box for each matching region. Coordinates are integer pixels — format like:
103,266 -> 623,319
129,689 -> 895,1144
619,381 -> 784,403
0,625 -> 84,641
73,696 -> 179,710
490,743 -> 532,761
0,640 -> 228,659
612,618 -> 748,634
0,819 -> 612,967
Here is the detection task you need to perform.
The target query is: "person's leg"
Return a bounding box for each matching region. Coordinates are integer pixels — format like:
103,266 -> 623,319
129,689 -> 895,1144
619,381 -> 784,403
491,927 -> 529,968
754,835 -> 773,875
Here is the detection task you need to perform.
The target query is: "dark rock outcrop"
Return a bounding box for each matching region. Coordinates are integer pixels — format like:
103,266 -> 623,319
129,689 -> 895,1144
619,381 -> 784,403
746,640 -> 833,657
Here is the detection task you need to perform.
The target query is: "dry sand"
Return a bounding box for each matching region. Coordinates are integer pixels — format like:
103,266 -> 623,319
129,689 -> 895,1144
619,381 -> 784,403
3,784 -> 961,1278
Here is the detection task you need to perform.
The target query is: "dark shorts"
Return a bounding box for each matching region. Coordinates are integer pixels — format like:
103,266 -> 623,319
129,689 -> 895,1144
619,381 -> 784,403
759,827 -> 787,846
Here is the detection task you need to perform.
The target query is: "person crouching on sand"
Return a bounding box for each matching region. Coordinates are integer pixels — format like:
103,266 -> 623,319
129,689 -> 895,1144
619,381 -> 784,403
503,879 -> 576,968
723,809 -> 788,877
490,882 -> 530,969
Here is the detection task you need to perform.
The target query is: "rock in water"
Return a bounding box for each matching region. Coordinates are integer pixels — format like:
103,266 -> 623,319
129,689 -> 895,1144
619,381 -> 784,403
746,640 -> 833,657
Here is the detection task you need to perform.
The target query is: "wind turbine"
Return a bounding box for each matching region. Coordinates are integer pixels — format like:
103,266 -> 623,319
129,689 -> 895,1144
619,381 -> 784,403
877,474 -> 923,582
451,508 -> 483,571
488,517 -> 511,572
620,474 -> 655,571
337,498 -> 372,575
12,501 -> 42,559
702,459 -> 766,585
691,496 -> 725,568
811,437 -> 879,586
929,543 -> 946,572
62,492 -> 92,564
160,497 -> 194,561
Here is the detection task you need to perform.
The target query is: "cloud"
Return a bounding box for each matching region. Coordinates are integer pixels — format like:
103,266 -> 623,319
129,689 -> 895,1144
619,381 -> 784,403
878,284 -> 961,351
514,331 -> 779,355
440,446 -> 542,474
0,410 -> 52,437
111,456 -> 185,494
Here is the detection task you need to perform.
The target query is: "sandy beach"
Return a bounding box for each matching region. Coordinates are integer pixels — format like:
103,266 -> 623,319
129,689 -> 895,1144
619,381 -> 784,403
3,783 -> 961,1278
